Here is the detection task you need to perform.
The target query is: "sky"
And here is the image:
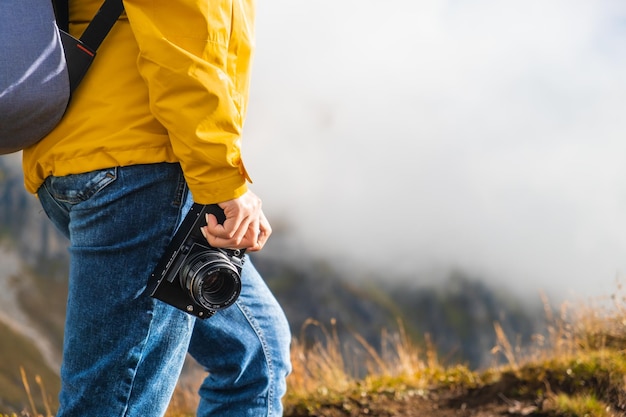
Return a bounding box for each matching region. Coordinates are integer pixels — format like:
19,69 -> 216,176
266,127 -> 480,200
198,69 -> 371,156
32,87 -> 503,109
239,0 -> 626,302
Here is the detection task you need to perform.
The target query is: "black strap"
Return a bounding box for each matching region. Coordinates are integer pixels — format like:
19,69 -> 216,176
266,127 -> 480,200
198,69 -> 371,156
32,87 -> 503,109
51,0 -> 70,32
52,0 -> 124,52
80,0 -> 125,51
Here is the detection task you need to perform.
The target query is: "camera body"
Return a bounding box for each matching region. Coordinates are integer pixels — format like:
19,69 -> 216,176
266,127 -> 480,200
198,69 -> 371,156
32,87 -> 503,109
147,203 -> 244,319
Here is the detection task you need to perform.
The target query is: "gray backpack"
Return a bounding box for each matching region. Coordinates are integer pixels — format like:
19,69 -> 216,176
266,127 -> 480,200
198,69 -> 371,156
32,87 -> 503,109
0,0 -> 123,155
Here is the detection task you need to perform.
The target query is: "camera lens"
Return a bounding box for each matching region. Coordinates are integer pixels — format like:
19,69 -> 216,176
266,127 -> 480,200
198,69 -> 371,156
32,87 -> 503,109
202,272 -> 225,294
179,250 -> 242,311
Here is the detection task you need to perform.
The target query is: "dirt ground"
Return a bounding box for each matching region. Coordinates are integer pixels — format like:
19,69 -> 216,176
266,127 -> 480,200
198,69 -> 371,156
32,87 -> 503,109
285,386 -> 549,417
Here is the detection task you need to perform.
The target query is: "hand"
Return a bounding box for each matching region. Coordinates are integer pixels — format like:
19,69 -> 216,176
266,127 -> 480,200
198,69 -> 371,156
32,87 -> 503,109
200,190 -> 272,252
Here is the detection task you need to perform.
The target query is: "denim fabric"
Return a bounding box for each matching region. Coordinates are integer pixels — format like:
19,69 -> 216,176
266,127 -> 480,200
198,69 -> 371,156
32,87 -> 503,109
37,163 -> 291,417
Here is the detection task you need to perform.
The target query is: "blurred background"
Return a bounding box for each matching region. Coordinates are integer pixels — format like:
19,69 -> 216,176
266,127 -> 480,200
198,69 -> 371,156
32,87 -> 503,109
1,0 -> 626,411
245,0 -> 626,301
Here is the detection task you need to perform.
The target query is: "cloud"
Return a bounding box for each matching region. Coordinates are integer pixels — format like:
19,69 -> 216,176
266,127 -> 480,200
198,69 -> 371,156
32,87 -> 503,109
244,0 -> 626,301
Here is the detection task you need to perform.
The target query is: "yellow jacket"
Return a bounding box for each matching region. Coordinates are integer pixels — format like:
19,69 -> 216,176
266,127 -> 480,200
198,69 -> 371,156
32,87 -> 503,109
22,0 -> 254,204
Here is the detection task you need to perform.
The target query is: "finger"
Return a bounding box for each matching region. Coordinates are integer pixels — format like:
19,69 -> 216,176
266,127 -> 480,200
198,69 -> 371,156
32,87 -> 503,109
227,213 -> 257,247
202,215 -> 259,249
201,228 -> 247,249
215,193 -> 262,237
238,216 -> 261,248
247,212 -> 271,252
205,212 -> 238,239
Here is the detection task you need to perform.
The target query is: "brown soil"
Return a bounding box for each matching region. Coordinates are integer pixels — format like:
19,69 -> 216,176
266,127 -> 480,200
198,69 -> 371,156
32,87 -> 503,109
285,385 -> 550,417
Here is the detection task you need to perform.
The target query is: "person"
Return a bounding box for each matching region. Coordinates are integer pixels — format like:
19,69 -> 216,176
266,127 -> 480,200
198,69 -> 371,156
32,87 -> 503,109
20,0 -> 292,416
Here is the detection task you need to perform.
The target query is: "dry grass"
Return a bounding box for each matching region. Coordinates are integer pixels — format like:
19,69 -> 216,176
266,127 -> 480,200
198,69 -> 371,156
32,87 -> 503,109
288,319 -> 425,398
7,283 -> 626,417
484,284 -> 626,416
280,284 -> 626,416
0,367 -> 55,417
285,317 -> 466,397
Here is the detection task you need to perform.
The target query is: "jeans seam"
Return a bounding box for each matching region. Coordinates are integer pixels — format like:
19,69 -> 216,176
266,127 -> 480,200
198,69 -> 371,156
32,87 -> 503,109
41,181 -> 70,215
233,301 -> 275,416
172,173 -> 186,207
121,307 -> 155,417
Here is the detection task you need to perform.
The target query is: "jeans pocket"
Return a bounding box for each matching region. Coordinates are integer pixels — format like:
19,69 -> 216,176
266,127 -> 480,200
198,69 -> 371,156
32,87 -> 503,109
47,167 -> 118,204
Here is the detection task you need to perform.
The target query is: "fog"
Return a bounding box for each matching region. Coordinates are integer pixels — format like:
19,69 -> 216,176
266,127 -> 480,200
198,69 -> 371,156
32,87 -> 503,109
242,0 -> 626,301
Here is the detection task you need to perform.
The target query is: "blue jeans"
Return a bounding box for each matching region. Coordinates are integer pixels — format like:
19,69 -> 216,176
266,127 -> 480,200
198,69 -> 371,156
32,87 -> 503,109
37,163 -> 291,417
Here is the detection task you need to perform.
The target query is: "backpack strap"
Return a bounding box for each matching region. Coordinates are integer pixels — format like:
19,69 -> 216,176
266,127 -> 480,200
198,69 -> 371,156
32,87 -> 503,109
52,0 -> 124,92
52,0 -> 124,52
80,0 -> 125,51
51,0 -> 70,32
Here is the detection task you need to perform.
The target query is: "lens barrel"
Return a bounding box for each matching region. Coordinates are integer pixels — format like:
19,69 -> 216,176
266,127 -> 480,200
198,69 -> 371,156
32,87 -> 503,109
179,250 -> 242,310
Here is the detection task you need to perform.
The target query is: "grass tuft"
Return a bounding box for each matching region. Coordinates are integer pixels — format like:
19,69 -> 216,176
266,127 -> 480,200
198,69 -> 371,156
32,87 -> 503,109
546,392 -> 613,417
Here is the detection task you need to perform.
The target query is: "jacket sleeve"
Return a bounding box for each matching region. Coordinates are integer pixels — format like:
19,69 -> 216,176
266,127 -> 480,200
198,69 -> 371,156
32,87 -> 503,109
123,0 -> 252,204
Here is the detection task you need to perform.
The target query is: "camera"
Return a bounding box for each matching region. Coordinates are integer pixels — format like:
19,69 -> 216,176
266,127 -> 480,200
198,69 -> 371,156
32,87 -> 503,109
146,203 -> 244,319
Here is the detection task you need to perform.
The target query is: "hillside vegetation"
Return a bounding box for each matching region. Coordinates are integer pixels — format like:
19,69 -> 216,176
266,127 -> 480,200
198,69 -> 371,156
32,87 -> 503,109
283,289 -> 626,417
5,286 -> 626,417
167,286 -> 626,417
